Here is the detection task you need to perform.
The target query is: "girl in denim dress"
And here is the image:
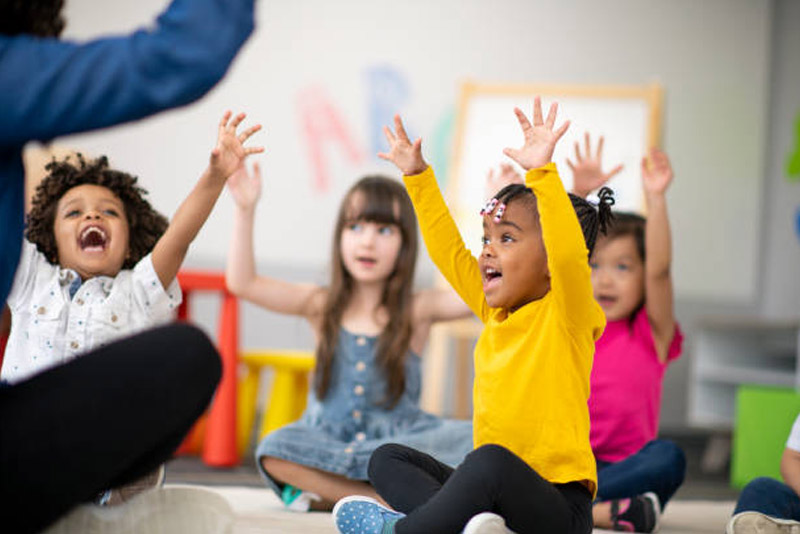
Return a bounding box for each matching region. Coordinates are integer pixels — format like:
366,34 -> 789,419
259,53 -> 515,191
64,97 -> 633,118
226,167 -> 474,511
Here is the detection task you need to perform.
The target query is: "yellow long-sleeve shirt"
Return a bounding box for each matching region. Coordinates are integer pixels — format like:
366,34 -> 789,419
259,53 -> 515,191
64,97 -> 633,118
404,163 -> 605,495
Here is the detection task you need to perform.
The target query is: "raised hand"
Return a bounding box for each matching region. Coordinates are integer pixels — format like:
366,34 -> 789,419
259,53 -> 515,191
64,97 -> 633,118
503,96 -> 570,171
641,147 -> 673,196
227,161 -> 262,210
486,163 -> 524,199
566,132 -> 624,198
210,111 -> 264,180
377,115 -> 427,176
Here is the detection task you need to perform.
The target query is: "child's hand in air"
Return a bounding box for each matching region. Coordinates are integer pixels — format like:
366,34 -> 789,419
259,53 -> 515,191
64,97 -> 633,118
566,132 -> 624,198
641,147 -> 673,196
209,111 -> 264,181
378,115 -> 428,176
485,163 -> 523,199
227,161 -> 262,211
503,96 -> 570,171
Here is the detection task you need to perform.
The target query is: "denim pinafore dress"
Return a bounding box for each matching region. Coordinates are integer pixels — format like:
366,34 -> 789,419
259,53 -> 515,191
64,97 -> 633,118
255,328 -> 473,494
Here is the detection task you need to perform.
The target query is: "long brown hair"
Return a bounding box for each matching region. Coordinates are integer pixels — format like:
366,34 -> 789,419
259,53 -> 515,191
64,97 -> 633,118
314,176 -> 418,408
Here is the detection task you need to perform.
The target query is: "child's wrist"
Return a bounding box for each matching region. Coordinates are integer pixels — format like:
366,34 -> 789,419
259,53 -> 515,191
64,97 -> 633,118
405,162 -> 429,176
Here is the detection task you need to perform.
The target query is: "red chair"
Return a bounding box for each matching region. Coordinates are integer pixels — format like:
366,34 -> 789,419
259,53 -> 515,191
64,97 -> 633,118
175,270 -> 239,467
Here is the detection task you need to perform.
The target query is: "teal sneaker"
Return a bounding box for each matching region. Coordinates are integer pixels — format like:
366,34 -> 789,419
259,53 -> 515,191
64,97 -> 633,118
332,496 -> 405,534
280,484 -> 321,512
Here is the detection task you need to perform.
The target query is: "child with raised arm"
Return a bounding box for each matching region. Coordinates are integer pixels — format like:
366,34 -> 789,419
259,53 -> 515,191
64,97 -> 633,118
567,134 -> 686,532
225,164 -> 473,511
1,110 -> 261,502
332,98 -> 613,534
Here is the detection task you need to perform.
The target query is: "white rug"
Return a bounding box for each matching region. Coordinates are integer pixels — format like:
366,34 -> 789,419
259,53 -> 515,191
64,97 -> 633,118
44,485 -> 736,534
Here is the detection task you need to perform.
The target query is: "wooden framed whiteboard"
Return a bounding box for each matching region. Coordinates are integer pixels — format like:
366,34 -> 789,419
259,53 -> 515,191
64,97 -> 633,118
448,81 -> 663,257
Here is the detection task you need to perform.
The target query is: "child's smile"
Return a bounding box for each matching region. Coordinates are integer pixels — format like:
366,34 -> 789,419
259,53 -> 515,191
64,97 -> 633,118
54,184 -> 130,280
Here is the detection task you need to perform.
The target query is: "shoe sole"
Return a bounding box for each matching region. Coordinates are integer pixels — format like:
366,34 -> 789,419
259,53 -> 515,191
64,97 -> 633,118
42,486 -> 233,534
726,511 -> 800,534
462,512 -> 516,534
643,492 -> 662,533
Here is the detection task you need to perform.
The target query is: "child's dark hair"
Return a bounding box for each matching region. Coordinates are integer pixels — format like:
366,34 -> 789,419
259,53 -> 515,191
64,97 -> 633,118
0,0 -> 65,37
490,184 -> 615,256
600,212 -> 645,262
26,154 -> 168,269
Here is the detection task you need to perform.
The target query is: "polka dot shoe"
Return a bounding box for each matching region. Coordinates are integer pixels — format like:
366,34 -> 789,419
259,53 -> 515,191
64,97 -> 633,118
332,496 -> 405,534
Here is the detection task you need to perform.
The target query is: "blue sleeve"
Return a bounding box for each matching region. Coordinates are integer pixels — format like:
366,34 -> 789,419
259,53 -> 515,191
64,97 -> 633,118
0,0 -> 255,147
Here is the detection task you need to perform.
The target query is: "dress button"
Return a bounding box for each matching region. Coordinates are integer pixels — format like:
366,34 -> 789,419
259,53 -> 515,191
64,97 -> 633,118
344,447 -> 354,454
70,341 -> 79,349
355,432 -> 366,442
352,410 -> 362,419
76,298 -> 84,306
353,385 -> 364,396
111,313 -> 118,323
356,336 -> 367,346
355,361 -> 366,372
37,306 -> 46,315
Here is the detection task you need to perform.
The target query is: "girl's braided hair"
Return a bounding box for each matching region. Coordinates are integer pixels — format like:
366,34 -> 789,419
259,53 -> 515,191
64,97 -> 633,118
26,153 -> 168,268
490,183 -> 615,256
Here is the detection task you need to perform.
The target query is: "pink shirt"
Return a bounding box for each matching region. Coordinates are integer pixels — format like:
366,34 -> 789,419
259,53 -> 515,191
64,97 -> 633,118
589,307 -> 683,462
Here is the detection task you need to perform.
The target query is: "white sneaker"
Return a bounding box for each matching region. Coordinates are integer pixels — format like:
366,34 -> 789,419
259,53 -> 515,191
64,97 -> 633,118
726,511 -> 800,534
43,486 -> 234,534
462,512 -> 516,534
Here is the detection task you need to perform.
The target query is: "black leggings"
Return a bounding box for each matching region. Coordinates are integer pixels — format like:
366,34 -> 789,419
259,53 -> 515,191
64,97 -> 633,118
0,323 -> 221,534
369,443 -> 592,534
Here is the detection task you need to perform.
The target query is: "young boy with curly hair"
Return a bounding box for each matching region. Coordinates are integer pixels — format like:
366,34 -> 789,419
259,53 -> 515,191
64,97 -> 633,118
3,111 -> 261,385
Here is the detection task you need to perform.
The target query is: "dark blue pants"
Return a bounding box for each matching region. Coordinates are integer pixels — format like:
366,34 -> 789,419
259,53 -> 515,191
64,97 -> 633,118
596,439 -> 686,509
734,477 -> 800,520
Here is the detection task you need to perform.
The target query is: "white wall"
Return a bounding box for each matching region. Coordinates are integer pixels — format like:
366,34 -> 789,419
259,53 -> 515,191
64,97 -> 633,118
761,0 -> 800,319
58,0 -> 772,304
52,0 -> 800,429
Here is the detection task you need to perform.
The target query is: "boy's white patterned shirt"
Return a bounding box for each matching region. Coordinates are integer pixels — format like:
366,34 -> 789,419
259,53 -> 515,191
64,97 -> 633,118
1,240 -> 182,383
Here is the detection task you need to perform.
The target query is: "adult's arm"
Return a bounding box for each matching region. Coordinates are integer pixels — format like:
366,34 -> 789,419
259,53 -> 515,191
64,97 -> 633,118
0,0 -> 255,147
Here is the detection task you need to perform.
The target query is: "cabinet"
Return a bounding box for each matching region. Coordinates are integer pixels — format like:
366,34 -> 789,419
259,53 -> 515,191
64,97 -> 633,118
689,318 -> 800,429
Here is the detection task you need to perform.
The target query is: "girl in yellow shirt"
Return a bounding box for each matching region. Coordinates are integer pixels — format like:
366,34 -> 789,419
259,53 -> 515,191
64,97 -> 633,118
332,98 -> 612,534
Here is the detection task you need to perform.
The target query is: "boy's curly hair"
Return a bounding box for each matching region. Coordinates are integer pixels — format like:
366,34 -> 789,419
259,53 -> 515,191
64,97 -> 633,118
26,154 -> 168,269
0,0 -> 66,37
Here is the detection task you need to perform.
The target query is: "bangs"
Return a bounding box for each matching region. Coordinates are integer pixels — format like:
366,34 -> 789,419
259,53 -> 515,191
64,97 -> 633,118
344,188 -> 401,227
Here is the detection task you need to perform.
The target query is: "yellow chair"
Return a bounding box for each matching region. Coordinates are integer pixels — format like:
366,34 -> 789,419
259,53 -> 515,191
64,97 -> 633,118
237,350 -> 316,457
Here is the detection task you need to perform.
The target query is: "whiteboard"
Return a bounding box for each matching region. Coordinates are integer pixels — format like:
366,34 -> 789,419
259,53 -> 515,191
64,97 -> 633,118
449,82 -> 662,257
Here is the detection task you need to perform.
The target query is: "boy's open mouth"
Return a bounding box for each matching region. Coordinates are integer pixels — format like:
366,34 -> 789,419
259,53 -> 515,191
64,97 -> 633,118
79,225 -> 108,252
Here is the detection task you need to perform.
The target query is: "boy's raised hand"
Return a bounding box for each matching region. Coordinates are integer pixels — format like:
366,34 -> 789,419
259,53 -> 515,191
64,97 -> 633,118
567,132 -> 624,198
503,97 -> 570,171
486,163 -> 524,199
641,147 -> 673,196
210,111 -> 264,180
227,161 -> 262,210
377,115 -> 427,176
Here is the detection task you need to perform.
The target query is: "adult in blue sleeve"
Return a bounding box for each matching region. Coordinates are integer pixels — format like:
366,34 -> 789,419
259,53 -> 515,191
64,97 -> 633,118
0,1 -> 255,532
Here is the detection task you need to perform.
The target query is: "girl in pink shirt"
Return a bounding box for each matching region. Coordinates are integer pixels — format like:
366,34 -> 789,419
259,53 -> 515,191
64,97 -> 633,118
569,135 -> 685,533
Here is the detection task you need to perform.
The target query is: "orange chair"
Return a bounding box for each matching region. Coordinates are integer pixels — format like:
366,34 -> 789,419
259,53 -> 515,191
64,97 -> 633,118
175,270 -> 239,467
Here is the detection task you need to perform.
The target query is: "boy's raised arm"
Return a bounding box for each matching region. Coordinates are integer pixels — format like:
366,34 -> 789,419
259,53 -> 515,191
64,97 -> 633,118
151,111 -> 262,289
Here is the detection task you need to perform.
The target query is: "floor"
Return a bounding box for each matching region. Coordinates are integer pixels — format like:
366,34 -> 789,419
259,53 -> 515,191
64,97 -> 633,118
150,431 -> 741,534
